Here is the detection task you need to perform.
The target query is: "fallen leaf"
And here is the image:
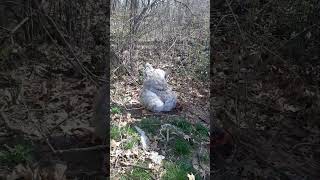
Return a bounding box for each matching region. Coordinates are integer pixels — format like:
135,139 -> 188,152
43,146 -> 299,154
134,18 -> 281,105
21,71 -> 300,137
283,104 -> 300,112
184,135 -> 191,141
111,139 -> 120,148
187,173 -> 195,180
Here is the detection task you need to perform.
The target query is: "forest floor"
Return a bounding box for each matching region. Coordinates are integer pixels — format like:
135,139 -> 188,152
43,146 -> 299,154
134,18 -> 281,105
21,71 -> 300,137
210,1 -> 320,179
211,49 -> 320,179
0,44 -> 107,179
0,41 -> 211,179
110,42 -> 210,179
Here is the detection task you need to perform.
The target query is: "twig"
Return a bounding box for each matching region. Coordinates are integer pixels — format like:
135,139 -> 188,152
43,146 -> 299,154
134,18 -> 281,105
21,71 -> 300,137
256,0 -> 276,15
172,0 -> 194,16
125,106 -> 144,111
0,17 -> 29,45
164,36 -> 178,54
0,25 -> 10,32
54,145 -> 108,154
225,0 -> 245,41
119,161 -> 153,170
46,138 -> 57,153
213,14 -> 232,37
48,118 -> 68,134
11,17 -> 29,34
291,143 -> 320,151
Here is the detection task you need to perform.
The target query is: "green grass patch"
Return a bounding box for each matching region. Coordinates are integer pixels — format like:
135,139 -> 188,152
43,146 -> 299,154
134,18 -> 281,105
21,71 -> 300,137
169,117 -> 193,134
123,126 -> 140,149
162,160 -> 200,180
174,138 -> 191,156
168,118 -> 209,141
110,125 -> 122,140
121,162 -> 153,180
129,166 -> 153,179
138,117 -> 161,135
0,144 -> 33,167
195,122 -> 209,139
110,106 -> 122,114
110,125 -> 140,149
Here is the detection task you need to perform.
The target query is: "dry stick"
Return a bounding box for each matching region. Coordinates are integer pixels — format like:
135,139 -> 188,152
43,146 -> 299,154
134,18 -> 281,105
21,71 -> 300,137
225,0 -> 245,41
125,106 -> 144,111
0,25 -> 10,31
213,14 -> 232,36
54,145 -> 108,154
164,36 -> 178,54
291,143 -> 320,151
111,65 -> 121,76
0,17 -> 30,45
256,0 -> 276,15
11,17 -> 29,34
172,0 -> 194,16
47,135 -> 107,154
46,138 -> 57,153
48,118 -> 68,134
119,162 -> 153,170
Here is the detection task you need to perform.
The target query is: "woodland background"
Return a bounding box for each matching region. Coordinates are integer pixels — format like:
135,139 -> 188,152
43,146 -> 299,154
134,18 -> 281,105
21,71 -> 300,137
211,0 -> 320,179
0,0 -> 318,179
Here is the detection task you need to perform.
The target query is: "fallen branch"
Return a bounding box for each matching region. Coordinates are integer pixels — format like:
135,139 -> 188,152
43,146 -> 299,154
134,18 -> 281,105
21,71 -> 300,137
0,17 -> 29,45
54,145 -> 108,154
119,161 -> 153,170
11,17 -> 29,34
225,0 -> 245,41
